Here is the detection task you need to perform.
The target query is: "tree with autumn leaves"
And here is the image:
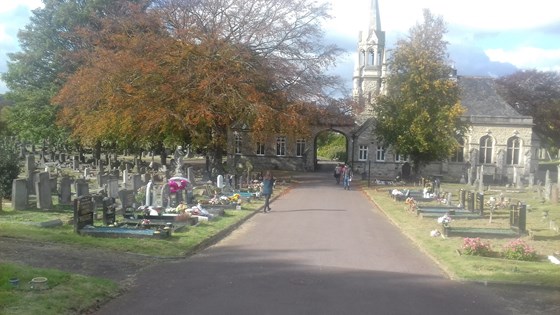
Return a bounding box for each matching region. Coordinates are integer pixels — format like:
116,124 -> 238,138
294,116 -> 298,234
373,10 -> 467,173
48,0 -> 345,172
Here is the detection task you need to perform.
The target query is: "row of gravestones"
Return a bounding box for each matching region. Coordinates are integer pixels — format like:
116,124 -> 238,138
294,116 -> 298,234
458,189 -> 527,232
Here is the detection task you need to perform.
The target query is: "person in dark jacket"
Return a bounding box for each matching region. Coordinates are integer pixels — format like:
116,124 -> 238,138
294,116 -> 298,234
261,171 -> 275,212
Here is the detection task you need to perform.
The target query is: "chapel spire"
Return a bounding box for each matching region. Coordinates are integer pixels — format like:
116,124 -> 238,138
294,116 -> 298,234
369,0 -> 381,33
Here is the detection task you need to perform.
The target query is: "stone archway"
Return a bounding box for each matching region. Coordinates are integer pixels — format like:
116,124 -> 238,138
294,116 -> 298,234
310,126 -> 354,172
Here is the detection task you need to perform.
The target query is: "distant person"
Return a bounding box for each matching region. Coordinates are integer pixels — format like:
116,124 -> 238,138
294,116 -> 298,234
342,164 -> 353,190
261,171 -> 275,212
334,163 -> 342,184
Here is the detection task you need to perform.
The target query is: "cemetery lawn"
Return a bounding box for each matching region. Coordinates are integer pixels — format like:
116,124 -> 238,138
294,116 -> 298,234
363,183 -> 560,288
0,188 -> 285,315
0,262 -> 118,315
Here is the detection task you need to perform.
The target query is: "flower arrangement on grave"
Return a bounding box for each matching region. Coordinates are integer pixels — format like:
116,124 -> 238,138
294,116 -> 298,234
405,197 -> 417,212
462,237 -> 492,256
437,214 -> 452,227
502,239 -> 538,261
229,193 -> 241,203
168,177 -> 189,193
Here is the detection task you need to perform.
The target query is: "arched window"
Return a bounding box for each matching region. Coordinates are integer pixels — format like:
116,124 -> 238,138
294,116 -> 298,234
369,50 -> 375,65
479,136 -> 493,164
359,50 -> 365,66
506,137 -> 521,165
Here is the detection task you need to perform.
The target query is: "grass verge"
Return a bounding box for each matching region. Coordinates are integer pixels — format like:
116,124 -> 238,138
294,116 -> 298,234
0,184 -> 289,314
362,183 -> 560,287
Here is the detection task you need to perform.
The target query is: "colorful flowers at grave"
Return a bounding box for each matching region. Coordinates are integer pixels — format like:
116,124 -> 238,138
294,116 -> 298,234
462,237 -> 492,256
168,177 -> 189,193
503,239 -> 538,261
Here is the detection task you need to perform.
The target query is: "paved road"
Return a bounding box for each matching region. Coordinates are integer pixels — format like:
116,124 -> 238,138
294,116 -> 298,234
94,173 -> 555,315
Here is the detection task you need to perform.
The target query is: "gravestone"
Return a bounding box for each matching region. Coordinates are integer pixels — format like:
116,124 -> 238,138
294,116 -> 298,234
476,193 -> 484,216
467,191 -> 475,212
74,195 -> 94,233
187,167 -> 195,185
106,177 -> 119,199
510,203 -> 527,233
145,180 -> 154,206
122,169 -> 129,188
459,189 -> 466,208
26,155 -> 36,194
544,170 -> 551,202
35,172 -> 53,210
97,173 -> 108,188
75,179 -> 89,198
73,155 -> 80,171
59,176 -> 72,205
12,179 -> 29,210
478,165 -> 484,192
132,174 -> 143,193
102,197 -> 117,226
118,189 -> 135,211
49,175 -> 58,194
161,184 -> 170,208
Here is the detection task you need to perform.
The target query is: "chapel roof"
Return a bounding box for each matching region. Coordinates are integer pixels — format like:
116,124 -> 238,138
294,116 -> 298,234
458,76 -> 523,117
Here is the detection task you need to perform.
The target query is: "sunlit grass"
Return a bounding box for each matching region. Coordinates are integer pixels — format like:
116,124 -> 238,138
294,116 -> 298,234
363,183 -> 560,287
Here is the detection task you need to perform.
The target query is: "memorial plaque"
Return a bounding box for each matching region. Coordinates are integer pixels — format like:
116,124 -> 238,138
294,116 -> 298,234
102,197 -> 116,226
74,195 -> 94,233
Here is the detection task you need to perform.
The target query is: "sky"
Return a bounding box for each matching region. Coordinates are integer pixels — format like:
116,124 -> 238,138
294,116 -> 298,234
1,0 -> 560,94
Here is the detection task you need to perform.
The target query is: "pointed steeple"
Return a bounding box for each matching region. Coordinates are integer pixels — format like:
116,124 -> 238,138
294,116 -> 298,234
369,0 -> 381,33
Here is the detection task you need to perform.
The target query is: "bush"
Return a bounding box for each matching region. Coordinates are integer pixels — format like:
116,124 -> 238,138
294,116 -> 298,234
462,237 -> 492,256
503,239 -> 538,261
0,136 -> 21,199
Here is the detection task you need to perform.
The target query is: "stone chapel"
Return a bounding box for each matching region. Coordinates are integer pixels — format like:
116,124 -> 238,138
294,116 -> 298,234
227,0 -> 539,185
351,0 -> 539,184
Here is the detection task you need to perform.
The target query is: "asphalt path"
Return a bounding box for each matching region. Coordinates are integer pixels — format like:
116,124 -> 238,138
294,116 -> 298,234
94,172 -> 548,315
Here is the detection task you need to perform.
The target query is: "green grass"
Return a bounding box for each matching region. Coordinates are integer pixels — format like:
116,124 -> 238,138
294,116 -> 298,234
0,184 -> 289,314
363,183 -> 560,287
0,263 -> 118,315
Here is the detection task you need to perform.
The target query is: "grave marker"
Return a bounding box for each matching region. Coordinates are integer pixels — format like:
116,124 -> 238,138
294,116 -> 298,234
75,179 -> 90,198
12,179 -> 29,210
59,176 -> 72,205
35,172 -> 53,210
102,197 -> 117,226
74,195 -> 94,233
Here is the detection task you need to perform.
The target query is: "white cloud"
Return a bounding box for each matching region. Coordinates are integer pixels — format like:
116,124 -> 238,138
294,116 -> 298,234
485,47 -> 560,72
0,0 -> 43,13
328,0 -> 560,34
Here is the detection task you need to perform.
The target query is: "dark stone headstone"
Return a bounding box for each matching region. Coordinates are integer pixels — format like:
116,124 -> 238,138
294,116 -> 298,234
476,193 -> 484,216
102,197 -> 117,226
74,195 -> 94,233
510,203 -> 527,233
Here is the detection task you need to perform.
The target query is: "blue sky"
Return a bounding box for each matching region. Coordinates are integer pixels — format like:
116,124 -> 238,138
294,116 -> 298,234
1,0 -> 559,94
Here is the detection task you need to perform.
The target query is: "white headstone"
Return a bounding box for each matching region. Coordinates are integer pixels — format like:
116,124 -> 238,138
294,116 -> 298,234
217,175 -> 224,188
145,180 -> 153,206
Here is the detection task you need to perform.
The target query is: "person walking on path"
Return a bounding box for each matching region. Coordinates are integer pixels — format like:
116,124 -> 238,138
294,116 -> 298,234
342,164 -> 353,190
261,171 -> 275,212
334,163 -> 342,184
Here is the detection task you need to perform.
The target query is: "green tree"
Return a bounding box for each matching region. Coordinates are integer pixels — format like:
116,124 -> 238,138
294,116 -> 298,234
373,9 -> 466,173
495,70 -> 560,153
1,0 -> 146,152
0,136 -> 21,202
